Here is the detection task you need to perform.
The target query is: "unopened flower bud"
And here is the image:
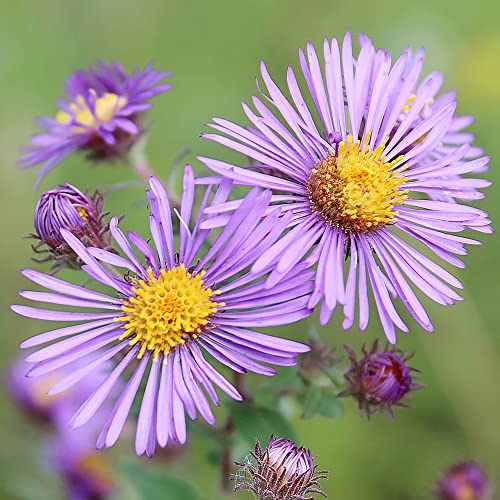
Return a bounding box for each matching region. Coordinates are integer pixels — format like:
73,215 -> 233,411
436,461 -> 493,500
339,340 -> 421,419
233,435 -> 328,499
31,183 -> 112,271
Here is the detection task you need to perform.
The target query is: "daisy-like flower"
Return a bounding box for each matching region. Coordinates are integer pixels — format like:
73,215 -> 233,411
30,183 -> 112,272
338,341 -> 421,419
198,32 -> 491,343
19,61 -> 171,186
233,435 -> 328,499
11,167 -> 311,456
46,420 -> 115,500
7,356 -> 112,424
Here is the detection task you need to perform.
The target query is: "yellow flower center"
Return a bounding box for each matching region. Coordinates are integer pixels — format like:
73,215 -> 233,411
75,205 -> 90,222
307,134 -> 408,233
78,453 -> 114,492
56,90 -> 127,132
456,485 -> 475,500
116,266 -> 220,361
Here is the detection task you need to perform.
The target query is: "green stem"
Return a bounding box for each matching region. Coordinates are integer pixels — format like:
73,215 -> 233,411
129,137 -> 181,209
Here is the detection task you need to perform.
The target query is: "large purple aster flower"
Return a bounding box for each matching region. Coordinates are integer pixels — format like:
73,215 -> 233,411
12,167 -> 311,456
19,61 -> 171,186
198,32 -> 491,343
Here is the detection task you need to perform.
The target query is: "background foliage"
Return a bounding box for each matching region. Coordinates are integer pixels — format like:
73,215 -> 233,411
1,1 -> 499,498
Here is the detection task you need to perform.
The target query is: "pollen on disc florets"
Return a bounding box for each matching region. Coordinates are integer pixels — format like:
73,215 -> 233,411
56,90 -> 127,133
307,133 -> 409,233
116,265 -> 221,361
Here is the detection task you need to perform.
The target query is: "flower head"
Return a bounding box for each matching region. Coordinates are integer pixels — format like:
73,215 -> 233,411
199,32 -> 491,343
339,340 -> 421,418
233,435 -> 328,499
12,167 -> 312,456
6,356 -> 111,423
30,183 -> 112,271
19,61 -> 171,186
46,427 -> 115,500
436,461 -> 492,500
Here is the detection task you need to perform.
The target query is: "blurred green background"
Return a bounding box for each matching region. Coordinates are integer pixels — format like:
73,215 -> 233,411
1,0 -> 499,498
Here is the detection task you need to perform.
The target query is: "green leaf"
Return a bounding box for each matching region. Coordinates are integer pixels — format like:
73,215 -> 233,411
121,462 -> 202,500
229,401 -> 296,447
301,386 -> 344,419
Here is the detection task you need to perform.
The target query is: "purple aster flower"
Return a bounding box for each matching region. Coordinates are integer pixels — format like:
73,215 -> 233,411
233,435 -> 328,499
30,183 -> 112,272
198,32 -> 492,343
6,356 -> 112,424
436,461 -> 493,500
339,340 -> 421,419
19,61 -> 171,186
12,166 -> 311,457
46,424 -> 115,500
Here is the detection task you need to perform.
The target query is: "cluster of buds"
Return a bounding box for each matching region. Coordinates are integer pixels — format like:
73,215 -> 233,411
232,435 -> 328,499
29,183 -> 113,272
339,340 -> 422,419
436,461 -> 493,500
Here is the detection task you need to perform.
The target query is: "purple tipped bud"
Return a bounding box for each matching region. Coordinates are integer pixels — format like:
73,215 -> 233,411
339,340 -> 421,419
31,183 -> 112,271
436,461 -> 492,500
232,435 -> 328,499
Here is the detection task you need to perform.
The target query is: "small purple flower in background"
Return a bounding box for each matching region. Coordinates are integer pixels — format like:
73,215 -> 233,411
339,340 -> 421,419
30,183 -> 112,272
19,61 -> 171,186
6,356 -> 110,423
46,424 -> 114,500
233,435 -> 328,499
7,357 -> 118,499
436,461 -> 493,500
198,32 -> 491,343
12,167 -> 312,457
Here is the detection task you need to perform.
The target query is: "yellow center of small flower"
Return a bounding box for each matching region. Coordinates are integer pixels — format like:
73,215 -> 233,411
116,266 -> 220,361
307,134 -> 408,233
75,206 -> 90,222
78,453 -> 114,492
456,485 -> 475,500
56,90 -> 127,132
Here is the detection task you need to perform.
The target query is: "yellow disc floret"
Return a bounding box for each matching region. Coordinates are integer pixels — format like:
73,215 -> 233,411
56,89 -> 127,132
307,133 -> 408,233
116,265 -> 220,361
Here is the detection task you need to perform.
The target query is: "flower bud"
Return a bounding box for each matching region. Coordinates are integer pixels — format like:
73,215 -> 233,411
233,435 -> 328,499
436,461 -> 492,500
31,183 -> 112,271
339,340 -> 421,419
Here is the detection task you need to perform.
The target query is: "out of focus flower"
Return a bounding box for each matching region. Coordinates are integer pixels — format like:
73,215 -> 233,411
436,461 -> 493,500
339,340 -> 421,419
199,32 -> 491,343
19,61 -> 171,186
6,357 -> 109,423
12,167 -> 312,456
7,356 -> 117,499
46,425 -> 114,500
29,183 -> 112,272
233,435 -> 327,499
